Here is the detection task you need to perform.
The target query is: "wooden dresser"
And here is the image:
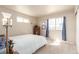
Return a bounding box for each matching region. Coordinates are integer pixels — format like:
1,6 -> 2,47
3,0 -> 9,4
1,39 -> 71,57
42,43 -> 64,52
33,25 -> 40,35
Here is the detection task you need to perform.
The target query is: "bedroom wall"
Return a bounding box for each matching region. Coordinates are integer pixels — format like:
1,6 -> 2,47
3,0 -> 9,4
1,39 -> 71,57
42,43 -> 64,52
37,9 -> 76,45
76,6 -> 79,53
0,6 -> 37,36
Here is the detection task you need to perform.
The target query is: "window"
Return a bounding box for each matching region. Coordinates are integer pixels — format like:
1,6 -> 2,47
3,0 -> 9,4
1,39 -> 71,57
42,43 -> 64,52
49,17 -> 64,30
49,18 -> 55,30
17,17 -> 30,23
56,17 -> 63,30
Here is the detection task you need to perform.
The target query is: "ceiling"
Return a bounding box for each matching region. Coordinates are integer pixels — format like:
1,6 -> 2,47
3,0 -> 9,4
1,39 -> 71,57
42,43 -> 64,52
2,5 -> 74,17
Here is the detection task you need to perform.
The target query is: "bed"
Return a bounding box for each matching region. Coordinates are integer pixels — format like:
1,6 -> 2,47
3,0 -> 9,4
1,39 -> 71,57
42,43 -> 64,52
10,34 -> 47,54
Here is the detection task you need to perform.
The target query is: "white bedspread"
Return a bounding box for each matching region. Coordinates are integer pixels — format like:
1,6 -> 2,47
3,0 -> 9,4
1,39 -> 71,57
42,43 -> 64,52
10,34 -> 47,54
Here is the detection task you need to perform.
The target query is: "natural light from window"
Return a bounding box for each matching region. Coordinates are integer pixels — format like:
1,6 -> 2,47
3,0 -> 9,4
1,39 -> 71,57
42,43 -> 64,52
17,17 -> 30,23
49,38 -> 62,46
49,17 -> 63,30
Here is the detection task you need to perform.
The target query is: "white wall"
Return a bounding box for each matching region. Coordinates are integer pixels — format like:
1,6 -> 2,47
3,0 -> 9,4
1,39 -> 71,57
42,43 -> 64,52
76,6 -> 79,53
37,9 -> 76,45
0,6 -> 37,36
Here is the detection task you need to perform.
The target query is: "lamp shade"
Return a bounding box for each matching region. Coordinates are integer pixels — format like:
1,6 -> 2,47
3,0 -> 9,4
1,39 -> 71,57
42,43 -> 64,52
2,18 -> 7,25
2,12 -> 12,26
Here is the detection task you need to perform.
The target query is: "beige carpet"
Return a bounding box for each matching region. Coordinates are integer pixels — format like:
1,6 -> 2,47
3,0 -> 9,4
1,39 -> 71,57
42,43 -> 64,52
35,40 -> 77,54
